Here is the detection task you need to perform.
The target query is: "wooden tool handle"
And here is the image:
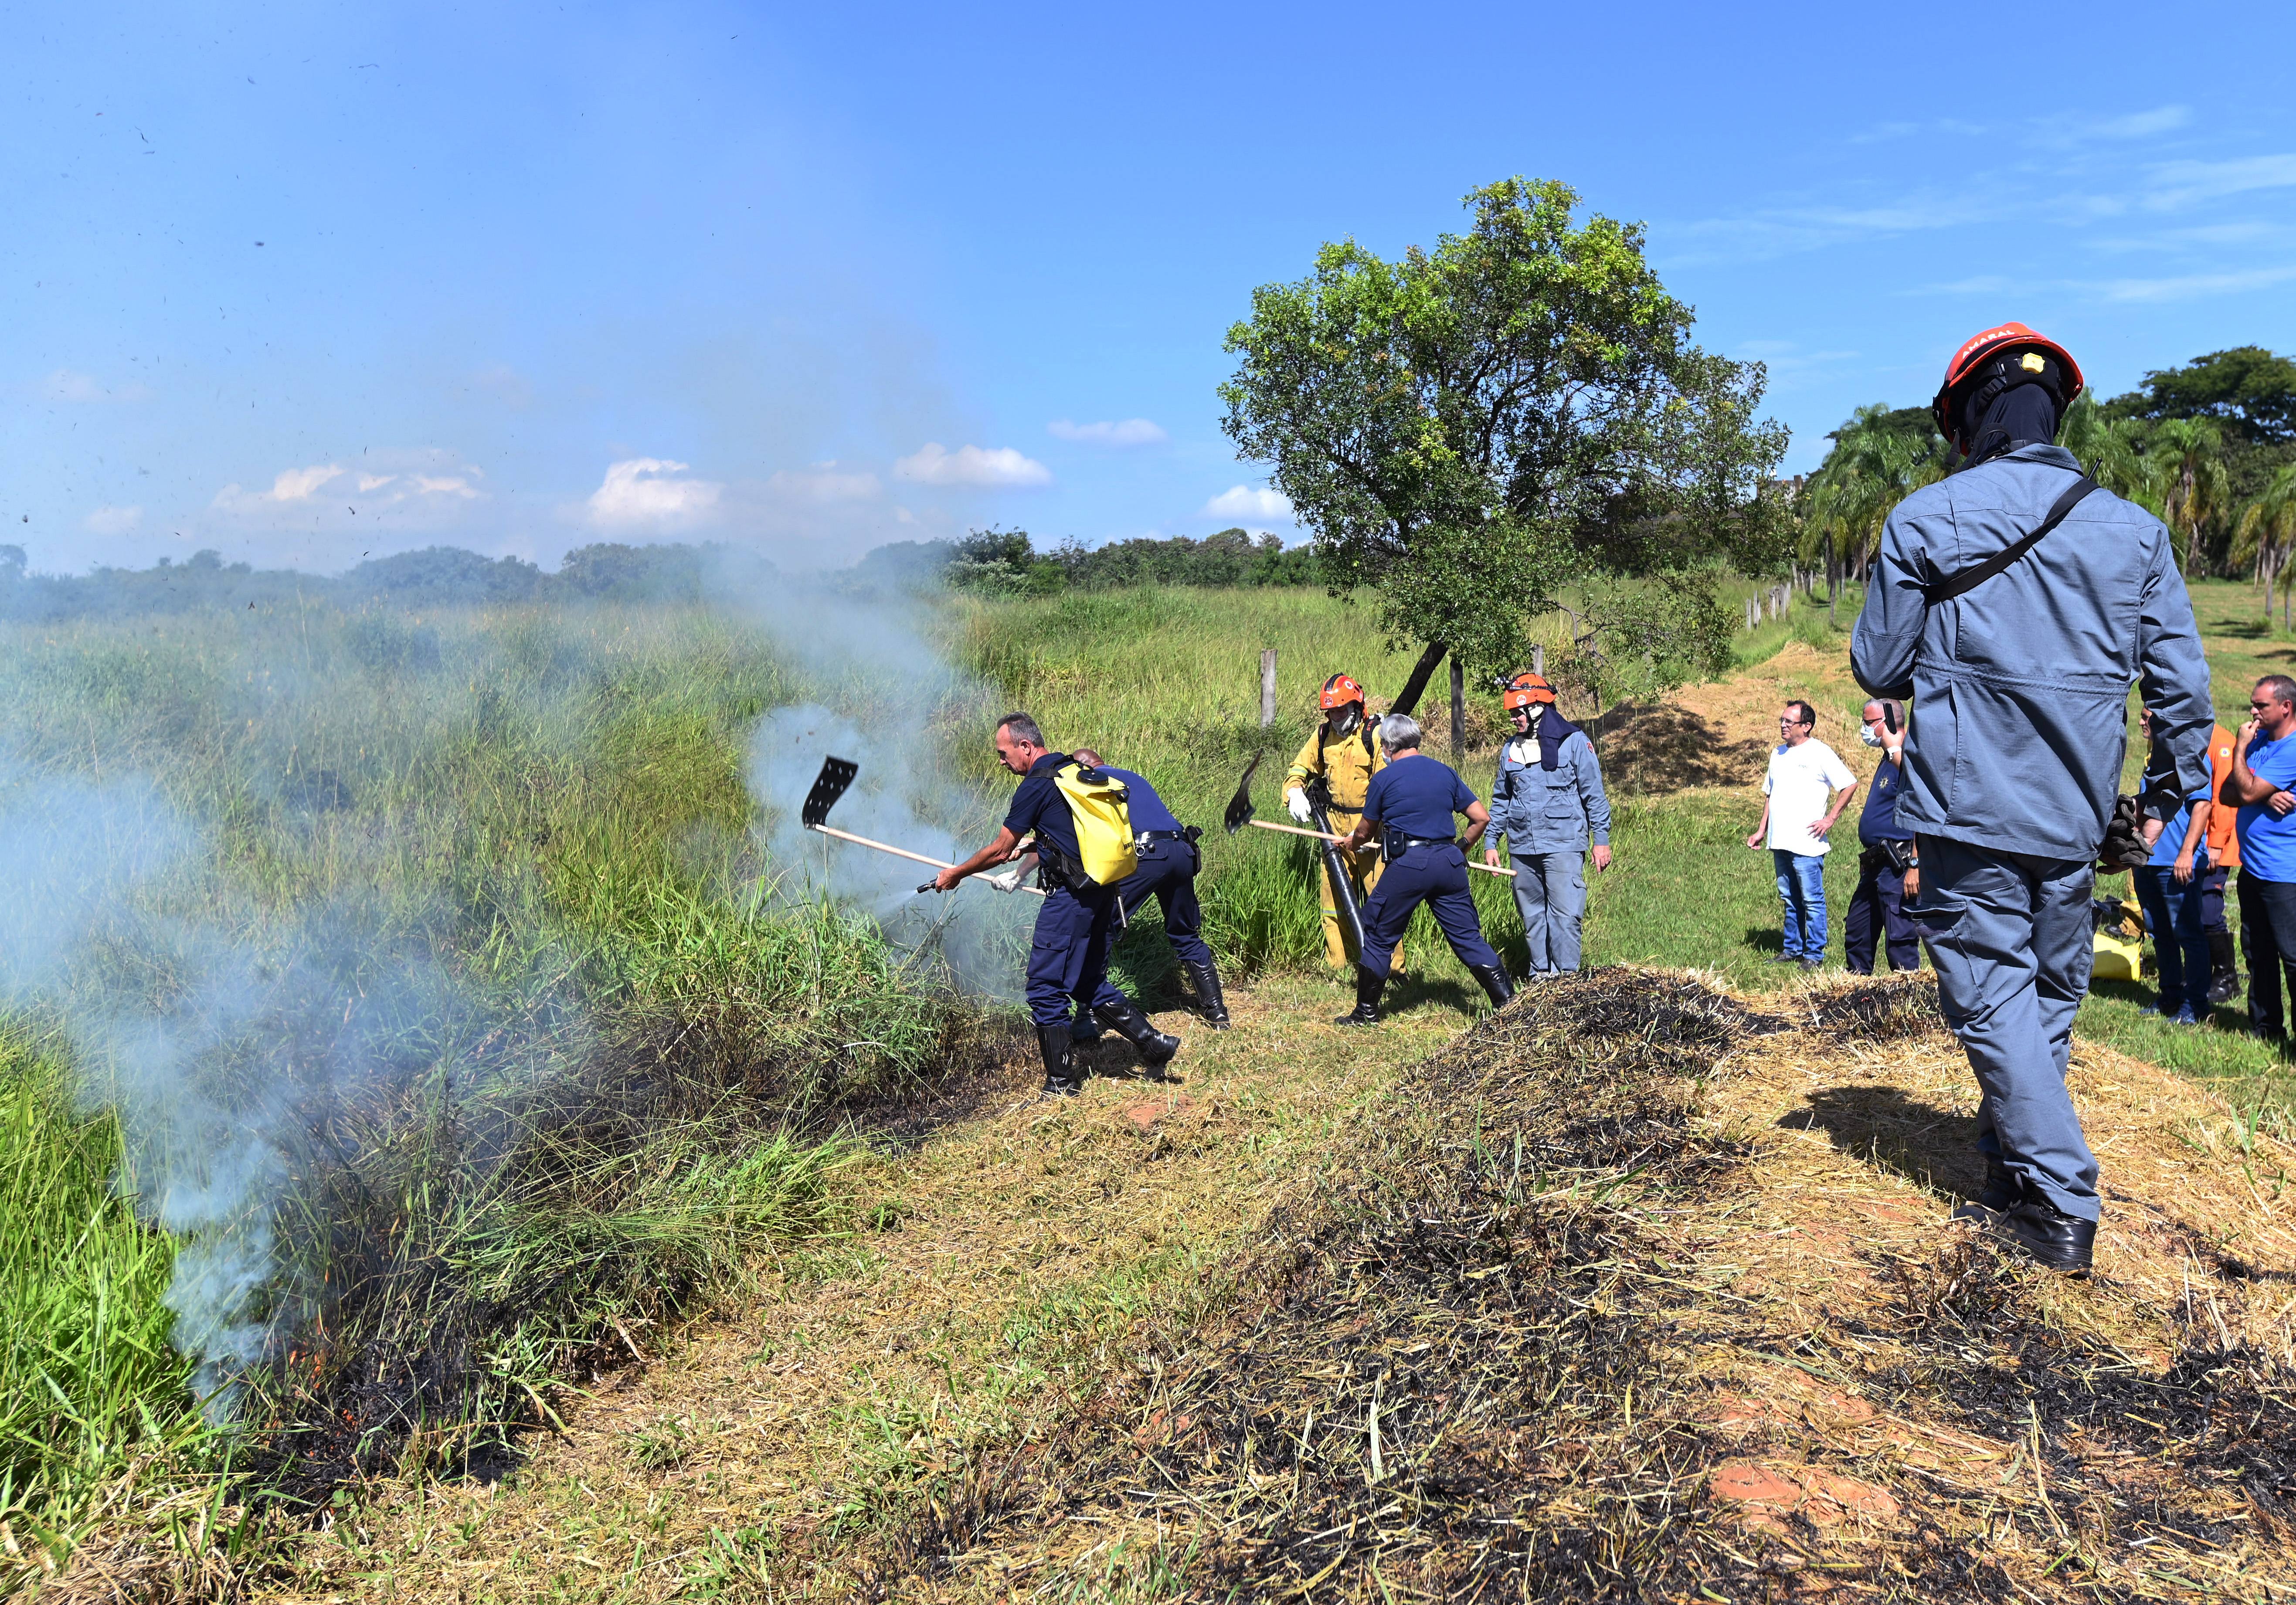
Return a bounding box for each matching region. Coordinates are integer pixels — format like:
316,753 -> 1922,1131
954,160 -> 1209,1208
808,824 -> 1048,897
1245,818 -> 1517,878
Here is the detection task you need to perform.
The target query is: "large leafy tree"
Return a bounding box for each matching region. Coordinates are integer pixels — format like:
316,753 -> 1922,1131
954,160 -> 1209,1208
2103,346 -> 2296,445
1219,178 -> 1788,716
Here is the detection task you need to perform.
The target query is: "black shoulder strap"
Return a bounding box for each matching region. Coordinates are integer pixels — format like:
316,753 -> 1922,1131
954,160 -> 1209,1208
1921,475 -> 2101,604
1361,723 -> 1376,760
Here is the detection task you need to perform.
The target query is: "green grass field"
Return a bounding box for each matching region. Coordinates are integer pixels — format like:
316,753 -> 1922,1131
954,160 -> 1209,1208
5,571 -> 2294,1580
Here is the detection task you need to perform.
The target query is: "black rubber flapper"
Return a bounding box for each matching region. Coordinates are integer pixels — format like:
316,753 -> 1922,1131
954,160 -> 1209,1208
1223,751 -> 1264,835
801,756 -> 859,828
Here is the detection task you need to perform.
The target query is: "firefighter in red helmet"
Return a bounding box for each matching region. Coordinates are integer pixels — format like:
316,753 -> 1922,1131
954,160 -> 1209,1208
1285,674 -> 1402,972
1853,321 -> 2212,1275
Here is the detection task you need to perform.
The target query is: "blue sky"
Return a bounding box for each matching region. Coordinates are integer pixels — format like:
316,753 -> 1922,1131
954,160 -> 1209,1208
7,1 -> 2294,575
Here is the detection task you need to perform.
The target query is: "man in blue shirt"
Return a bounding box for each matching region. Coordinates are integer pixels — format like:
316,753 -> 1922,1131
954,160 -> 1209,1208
1334,714 -> 1513,1025
991,747 -> 1230,1035
2225,675 -> 2296,1039
2131,707 -> 2214,1026
934,713 -> 1181,1096
1844,699 -> 1921,974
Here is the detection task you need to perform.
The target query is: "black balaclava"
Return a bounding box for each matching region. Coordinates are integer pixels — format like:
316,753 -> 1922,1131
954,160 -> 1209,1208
1962,382 -> 2061,466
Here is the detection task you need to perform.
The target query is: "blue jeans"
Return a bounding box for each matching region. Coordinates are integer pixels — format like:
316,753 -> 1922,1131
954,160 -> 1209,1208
2133,861 -> 2211,1017
1772,849 -> 1828,959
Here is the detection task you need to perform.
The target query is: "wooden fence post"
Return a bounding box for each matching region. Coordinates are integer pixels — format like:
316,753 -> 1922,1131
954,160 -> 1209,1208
1449,656 -> 1467,758
1532,641 -> 1545,675
1260,648 -> 1277,727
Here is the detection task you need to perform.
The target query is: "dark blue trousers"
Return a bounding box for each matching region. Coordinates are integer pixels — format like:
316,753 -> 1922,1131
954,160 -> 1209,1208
1357,844 -> 1500,979
1111,840 -> 1213,969
1028,883 -> 1130,1028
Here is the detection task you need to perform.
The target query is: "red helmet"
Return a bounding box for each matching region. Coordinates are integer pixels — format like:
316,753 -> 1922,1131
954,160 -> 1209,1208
1931,321 -> 2085,454
1320,673 -> 1365,710
1501,672 -> 1556,711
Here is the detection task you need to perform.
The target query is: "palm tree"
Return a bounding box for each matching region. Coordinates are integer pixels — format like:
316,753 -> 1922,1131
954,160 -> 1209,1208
2059,394 -> 2162,513
1803,406 -> 1943,588
2145,417 -> 2231,574
2237,462 -> 2296,629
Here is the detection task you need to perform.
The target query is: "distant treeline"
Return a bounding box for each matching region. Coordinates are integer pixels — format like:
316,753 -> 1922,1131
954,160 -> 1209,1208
0,525 -> 1316,622
855,526 -> 1318,596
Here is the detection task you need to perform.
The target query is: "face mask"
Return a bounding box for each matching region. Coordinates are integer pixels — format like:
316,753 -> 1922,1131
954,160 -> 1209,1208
1328,704 -> 1362,739
1859,725 -> 1885,749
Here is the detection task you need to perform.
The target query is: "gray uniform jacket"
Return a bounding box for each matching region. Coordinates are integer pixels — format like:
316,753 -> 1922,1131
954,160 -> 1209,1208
1850,443 -> 2212,862
1488,728 -> 1612,854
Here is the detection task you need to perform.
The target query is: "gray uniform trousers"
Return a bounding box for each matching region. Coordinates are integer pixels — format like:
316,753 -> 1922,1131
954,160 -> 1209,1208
1912,835 -> 2099,1222
1511,852 -> 1588,974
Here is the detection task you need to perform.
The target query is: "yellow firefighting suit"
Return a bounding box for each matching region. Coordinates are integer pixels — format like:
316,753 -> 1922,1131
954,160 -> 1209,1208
1287,718 -> 1403,971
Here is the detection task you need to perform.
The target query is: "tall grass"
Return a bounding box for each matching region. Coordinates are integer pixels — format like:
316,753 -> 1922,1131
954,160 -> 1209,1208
0,1045 -> 211,1531
0,599 -> 994,1561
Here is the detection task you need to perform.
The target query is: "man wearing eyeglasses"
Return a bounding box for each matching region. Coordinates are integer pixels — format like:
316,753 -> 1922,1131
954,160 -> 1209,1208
1744,701 -> 1858,970
2225,676 -> 2296,1039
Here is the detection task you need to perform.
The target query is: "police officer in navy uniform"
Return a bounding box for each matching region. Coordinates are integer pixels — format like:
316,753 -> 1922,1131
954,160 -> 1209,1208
1844,698 -> 1922,974
934,713 -> 1180,1096
1333,713 -> 1517,1025
988,747 -> 1232,1034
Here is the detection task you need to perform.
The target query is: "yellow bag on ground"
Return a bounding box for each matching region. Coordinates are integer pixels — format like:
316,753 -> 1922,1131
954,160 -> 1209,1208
2091,894 -> 2147,982
1053,761 -> 1138,888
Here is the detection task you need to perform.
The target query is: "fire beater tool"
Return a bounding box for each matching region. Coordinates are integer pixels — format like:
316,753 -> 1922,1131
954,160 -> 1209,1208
799,755 -> 1046,898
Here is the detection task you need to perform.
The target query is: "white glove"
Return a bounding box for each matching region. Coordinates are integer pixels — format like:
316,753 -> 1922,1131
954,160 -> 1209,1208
1286,787 -> 1314,824
984,869 -> 1022,893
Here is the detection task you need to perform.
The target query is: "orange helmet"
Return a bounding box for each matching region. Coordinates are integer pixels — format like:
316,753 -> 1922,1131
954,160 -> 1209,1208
1931,321 -> 2085,455
1501,672 -> 1556,711
1320,673 -> 1365,710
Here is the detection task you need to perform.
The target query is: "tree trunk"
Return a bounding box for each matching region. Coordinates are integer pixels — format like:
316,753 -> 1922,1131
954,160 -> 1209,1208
1826,533 -> 1837,630
1449,657 -> 1466,758
1390,641 -> 1447,717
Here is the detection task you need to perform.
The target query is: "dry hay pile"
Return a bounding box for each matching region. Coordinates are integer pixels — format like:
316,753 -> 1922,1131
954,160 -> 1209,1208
846,970 -> 2296,1602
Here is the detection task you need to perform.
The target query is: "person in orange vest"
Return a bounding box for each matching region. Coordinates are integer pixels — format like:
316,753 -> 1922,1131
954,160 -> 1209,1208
2202,719 -> 2244,1004
1284,674 -> 1402,974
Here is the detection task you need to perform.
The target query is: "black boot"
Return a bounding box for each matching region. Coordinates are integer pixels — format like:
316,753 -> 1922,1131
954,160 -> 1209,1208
1467,964 -> 1516,1010
1991,1194 -> 2097,1272
1036,1022 -> 1082,1098
1976,1156 -> 2017,1212
1092,998 -> 1181,1077
1335,966 -> 1385,1026
1184,958 -> 1232,1030
2208,930 -> 2242,1005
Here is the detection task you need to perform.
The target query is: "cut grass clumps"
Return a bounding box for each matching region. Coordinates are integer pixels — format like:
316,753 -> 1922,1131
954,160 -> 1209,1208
847,970 -> 2296,1601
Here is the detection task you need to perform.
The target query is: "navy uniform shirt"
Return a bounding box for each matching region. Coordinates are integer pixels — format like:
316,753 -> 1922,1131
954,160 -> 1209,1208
1858,753 -> 1913,845
1095,766 -> 1181,833
1004,753 -> 1082,863
1361,754 -> 1478,838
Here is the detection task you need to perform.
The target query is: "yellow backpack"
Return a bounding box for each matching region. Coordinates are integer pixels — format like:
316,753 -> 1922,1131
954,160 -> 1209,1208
1052,761 -> 1138,888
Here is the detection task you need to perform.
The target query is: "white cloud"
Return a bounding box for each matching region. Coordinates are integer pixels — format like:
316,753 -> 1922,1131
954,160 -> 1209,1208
1047,417 -> 1168,447
586,458 -> 724,528
269,464 -> 345,502
2092,263 -> 2296,303
83,504 -> 142,536
411,475 -> 481,499
2144,153 -> 2296,210
41,369 -> 154,404
357,473 -> 397,492
767,462 -> 883,503
894,443 -> 1053,488
1199,485 -> 1294,522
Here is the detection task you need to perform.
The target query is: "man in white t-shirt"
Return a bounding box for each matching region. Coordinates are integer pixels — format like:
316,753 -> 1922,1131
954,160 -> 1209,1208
1743,700 -> 1859,970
